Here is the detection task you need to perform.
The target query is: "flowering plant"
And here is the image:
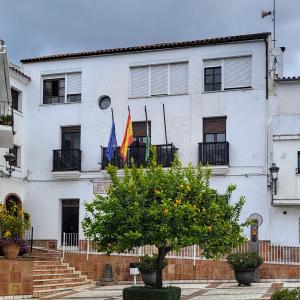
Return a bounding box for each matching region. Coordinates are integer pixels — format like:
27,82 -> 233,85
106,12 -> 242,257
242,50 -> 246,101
0,236 -> 24,247
0,203 -> 30,239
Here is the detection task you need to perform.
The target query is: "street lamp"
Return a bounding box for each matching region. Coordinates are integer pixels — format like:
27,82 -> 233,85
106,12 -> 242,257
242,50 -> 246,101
0,153 -> 16,178
269,163 -> 279,195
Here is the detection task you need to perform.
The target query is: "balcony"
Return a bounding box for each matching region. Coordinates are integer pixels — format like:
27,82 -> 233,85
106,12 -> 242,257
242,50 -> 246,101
198,142 -> 229,175
101,144 -> 177,169
0,100 -> 13,148
52,149 -> 81,179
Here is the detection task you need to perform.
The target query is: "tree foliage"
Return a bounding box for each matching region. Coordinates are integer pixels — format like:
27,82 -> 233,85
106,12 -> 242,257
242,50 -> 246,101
82,150 -> 248,288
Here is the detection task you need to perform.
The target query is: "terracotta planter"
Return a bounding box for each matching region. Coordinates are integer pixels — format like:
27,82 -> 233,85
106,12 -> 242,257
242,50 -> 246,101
2,243 -> 20,259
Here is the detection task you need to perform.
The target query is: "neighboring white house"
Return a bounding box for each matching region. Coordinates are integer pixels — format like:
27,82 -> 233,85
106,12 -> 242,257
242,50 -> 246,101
3,32 -> 297,247
270,77 -> 300,244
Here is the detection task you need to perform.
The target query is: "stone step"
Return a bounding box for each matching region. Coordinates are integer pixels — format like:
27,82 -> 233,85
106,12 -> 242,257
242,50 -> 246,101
31,256 -> 61,261
33,283 -> 94,299
34,268 -> 75,275
34,273 -> 80,280
33,280 -> 92,292
34,277 -> 87,286
34,264 -> 70,271
34,260 -> 62,266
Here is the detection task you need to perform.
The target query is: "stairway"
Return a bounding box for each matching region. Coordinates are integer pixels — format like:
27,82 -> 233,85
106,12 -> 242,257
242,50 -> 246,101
31,248 -> 93,298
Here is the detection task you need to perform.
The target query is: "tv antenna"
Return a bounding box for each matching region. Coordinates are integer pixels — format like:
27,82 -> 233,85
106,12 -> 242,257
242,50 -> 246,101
261,0 -> 276,47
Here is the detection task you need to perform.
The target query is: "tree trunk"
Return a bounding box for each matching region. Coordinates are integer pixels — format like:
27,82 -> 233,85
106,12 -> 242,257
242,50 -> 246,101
155,247 -> 170,289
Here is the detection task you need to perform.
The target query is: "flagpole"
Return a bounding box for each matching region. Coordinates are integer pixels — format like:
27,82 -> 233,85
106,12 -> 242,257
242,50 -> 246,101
128,105 -> 131,115
163,103 -> 168,146
111,107 -> 115,123
144,106 -> 149,134
145,105 -> 150,162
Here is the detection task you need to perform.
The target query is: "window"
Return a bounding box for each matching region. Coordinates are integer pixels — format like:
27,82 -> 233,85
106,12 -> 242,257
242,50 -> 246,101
11,88 -> 22,112
132,121 -> 151,146
203,117 -> 226,143
61,126 -> 81,149
9,145 -> 21,168
204,67 -> 221,92
43,78 -> 65,104
130,62 -> 188,98
43,73 -> 81,104
203,56 -> 251,92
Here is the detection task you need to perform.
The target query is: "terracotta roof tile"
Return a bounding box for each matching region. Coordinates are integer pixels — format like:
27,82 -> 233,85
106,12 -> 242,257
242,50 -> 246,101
21,32 -> 270,63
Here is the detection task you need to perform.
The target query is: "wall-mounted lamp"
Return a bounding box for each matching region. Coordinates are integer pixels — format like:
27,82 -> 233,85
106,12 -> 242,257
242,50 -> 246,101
269,163 -> 279,195
0,153 -> 16,178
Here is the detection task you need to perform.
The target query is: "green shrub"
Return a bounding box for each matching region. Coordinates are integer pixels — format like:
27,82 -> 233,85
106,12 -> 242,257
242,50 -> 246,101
227,252 -> 263,270
137,254 -> 167,271
123,286 -> 181,300
271,288 -> 300,300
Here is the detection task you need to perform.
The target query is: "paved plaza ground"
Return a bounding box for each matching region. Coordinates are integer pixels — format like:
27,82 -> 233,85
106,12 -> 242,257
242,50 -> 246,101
44,281 -> 300,299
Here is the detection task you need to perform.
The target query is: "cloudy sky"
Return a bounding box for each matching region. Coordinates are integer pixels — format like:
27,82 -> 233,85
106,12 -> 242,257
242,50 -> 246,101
0,0 -> 299,76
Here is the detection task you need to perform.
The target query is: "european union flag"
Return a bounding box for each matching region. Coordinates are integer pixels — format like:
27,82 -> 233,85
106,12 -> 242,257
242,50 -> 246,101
106,122 -> 117,162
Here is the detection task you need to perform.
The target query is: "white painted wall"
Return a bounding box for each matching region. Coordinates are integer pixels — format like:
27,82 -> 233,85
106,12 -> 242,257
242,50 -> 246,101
0,71 -> 28,205
3,39 -> 273,244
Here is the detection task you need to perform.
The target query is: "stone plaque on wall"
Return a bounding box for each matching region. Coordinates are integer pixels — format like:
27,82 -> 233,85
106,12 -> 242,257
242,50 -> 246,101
93,181 -> 111,194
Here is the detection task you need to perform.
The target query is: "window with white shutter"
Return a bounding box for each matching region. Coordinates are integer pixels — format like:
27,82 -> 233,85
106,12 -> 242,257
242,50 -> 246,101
130,66 -> 149,98
43,72 -> 82,104
169,63 -> 188,95
150,65 -> 168,96
130,62 -> 188,98
224,56 -> 251,89
67,73 -> 82,102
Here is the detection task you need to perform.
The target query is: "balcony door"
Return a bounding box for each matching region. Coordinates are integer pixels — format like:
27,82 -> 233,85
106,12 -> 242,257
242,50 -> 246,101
61,199 -> 79,246
203,117 -> 226,143
132,121 -> 151,146
128,122 -> 151,166
202,117 -> 228,165
56,126 -> 81,171
62,126 -> 80,150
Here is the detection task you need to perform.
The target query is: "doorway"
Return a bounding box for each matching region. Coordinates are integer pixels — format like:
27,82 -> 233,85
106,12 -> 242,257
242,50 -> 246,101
61,199 -> 79,246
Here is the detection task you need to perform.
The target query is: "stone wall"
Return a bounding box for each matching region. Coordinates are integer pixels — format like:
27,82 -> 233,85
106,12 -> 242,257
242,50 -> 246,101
64,253 -> 300,282
0,258 -> 33,297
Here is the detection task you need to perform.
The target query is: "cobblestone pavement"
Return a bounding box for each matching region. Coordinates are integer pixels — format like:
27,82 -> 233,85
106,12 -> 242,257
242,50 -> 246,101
46,281 -> 300,299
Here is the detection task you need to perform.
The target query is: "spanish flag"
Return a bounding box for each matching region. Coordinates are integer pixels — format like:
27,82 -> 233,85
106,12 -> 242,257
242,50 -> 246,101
120,111 -> 133,160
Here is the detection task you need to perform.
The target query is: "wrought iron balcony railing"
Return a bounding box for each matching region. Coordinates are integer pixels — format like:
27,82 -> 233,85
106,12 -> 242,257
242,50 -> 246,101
198,142 -> 229,166
101,144 -> 177,169
0,100 -> 13,127
53,149 -> 81,172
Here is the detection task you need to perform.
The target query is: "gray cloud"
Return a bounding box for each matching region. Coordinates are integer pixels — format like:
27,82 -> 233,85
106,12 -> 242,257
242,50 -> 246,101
0,0 -> 299,76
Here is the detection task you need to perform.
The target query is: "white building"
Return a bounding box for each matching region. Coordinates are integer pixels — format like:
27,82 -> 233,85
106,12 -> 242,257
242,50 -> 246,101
270,77 -> 300,244
2,32 -> 294,248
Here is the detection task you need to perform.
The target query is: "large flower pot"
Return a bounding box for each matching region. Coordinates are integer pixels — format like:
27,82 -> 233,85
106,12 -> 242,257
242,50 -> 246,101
234,269 -> 255,286
1,243 -> 20,259
140,270 -> 156,287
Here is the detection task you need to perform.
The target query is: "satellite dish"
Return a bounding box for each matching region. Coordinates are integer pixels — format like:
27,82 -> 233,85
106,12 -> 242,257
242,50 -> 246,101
262,10 -> 272,18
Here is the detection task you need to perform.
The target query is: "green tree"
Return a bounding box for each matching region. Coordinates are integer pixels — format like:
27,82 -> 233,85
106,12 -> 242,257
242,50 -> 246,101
82,152 -> 248,289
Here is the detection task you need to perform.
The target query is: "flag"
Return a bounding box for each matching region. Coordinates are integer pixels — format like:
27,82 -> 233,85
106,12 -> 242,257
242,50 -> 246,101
145,106 -> 150,162
120,112 -> 133,161
106,121 -> 117,162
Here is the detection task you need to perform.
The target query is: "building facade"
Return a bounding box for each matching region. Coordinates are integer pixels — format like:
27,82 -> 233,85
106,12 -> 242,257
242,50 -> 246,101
2,32 -> 295,247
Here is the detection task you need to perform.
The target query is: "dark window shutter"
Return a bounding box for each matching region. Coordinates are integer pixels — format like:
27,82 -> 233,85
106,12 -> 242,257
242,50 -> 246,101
203,117 -> 226,134
132,122 -> 151,137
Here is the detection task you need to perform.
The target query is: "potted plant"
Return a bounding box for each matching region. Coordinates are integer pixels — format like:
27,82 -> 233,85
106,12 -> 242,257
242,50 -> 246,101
0,203 -> 30,259
0,115 -> 12,126
227,252 -> 263,286
137,255 -> 167,287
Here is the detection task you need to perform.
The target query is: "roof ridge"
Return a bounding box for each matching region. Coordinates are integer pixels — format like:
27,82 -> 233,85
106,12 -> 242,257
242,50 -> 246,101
21,32 -> 271,63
